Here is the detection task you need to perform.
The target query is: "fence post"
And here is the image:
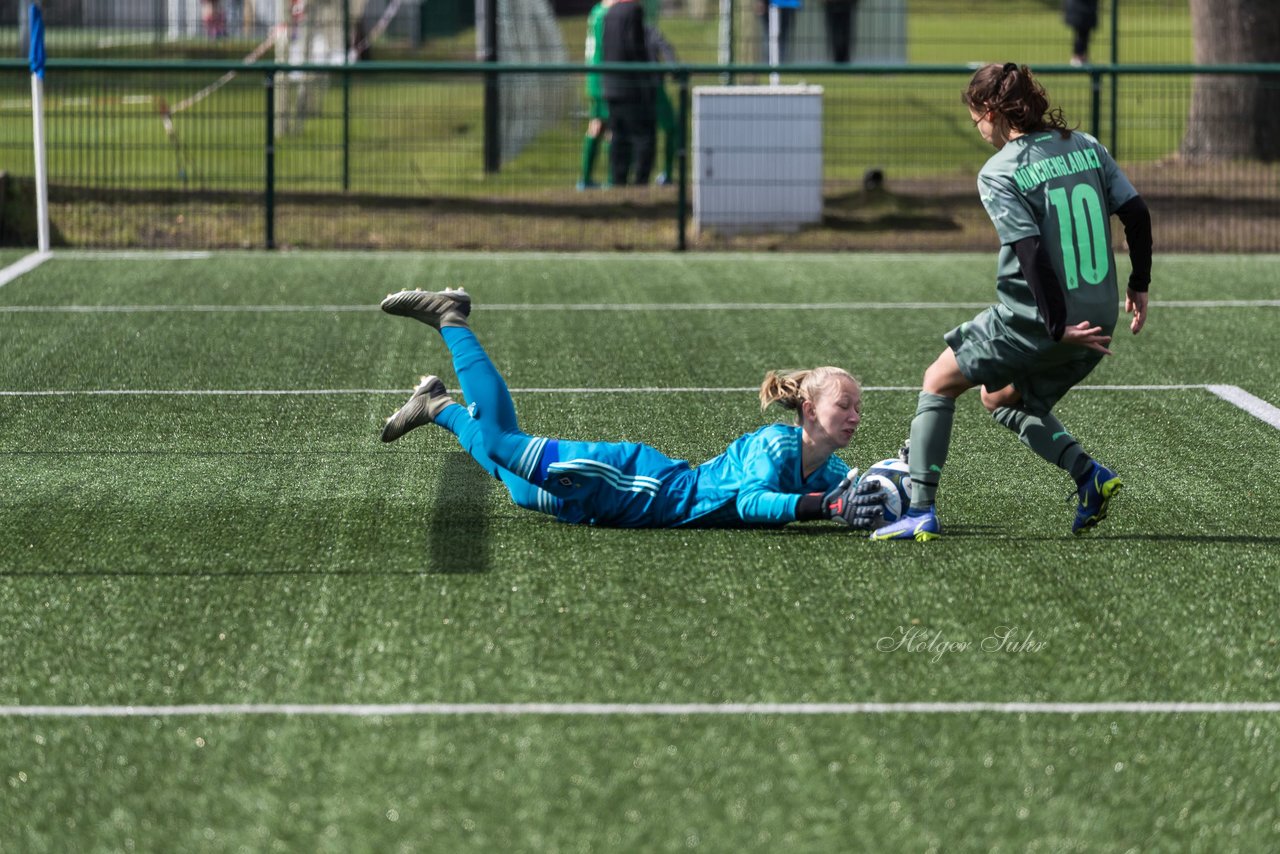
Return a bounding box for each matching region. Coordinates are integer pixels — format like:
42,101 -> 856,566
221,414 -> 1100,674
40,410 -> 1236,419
676,70 -> 690,251
1089,69 -> 1102,141
342,0 -> 351,191
265,70 -> 276,250
1109,0 -> 1120,156
342,70 -> 351,192
482,0 -> 500,174
718,0 -> 735,86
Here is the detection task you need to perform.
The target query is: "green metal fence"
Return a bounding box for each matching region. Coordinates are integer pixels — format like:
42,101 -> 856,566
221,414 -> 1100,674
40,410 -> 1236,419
0,0 -> 1194,67
2,59 -> 1278,252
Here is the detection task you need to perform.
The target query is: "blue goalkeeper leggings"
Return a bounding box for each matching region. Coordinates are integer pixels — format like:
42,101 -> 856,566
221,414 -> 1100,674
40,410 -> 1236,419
435,327 -> 562,517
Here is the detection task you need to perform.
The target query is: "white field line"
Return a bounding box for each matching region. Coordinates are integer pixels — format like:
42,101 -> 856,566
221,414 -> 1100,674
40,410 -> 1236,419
0,251 -> 52,288
50,250 -> 998,263
48,250 -> 1280,263
5,384 -> 1275,432
3,300 -> 1279,313
0,384 -> 1220,397
38,251 -> 213,261
1206,385 -> 1280,430
2,303 -> 989,313
2,701 -> 1278,718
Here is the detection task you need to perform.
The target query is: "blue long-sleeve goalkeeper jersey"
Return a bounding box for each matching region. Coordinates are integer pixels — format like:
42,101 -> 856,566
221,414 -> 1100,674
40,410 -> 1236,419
543,424 -> 850,528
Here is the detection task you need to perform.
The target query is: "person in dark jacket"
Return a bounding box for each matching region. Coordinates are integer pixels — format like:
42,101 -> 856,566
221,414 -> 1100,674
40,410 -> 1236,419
645,23 -> 679,184
824,0 -> 859,64
602,0 -> 656,186
1063,0 -> 1100,66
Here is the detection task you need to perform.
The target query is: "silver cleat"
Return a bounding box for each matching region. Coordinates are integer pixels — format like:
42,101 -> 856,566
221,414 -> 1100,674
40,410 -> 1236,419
381,375 -> 456,442
379,286 -> 471,329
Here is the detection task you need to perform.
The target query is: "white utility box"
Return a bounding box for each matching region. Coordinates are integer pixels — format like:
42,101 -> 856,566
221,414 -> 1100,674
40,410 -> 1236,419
692,85 -> 824,233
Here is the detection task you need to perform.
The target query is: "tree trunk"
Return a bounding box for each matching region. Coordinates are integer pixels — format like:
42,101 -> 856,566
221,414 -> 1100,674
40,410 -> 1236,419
1183,0 -> 1280,161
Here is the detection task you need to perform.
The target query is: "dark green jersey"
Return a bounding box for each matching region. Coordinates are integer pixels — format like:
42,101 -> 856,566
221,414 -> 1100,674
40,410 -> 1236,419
977,130 -> 1138,345
585,2 -> 608,99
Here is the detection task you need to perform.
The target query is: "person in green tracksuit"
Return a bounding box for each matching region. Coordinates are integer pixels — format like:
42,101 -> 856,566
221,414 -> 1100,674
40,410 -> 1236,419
578,0 -> 614,190
872,62 -> 1153,542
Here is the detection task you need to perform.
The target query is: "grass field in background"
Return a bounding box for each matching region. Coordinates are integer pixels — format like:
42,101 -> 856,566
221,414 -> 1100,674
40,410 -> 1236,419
0,69 -> 1195,191
2,250 -> 1278,850
434,0 -> 1194,66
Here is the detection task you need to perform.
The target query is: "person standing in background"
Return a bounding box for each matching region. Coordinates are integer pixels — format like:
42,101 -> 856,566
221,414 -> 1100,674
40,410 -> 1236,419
578,0 -> 615,190
602,0 -> 656,186
1064,0 -> 1100,66
645,23 -> 680,185
824,0 -> 859,64
201,0 -> 227,39
757,0 -> 801,66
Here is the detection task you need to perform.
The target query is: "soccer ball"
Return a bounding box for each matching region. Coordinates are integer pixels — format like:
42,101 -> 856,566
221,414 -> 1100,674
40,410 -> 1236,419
861,459 -> 913,523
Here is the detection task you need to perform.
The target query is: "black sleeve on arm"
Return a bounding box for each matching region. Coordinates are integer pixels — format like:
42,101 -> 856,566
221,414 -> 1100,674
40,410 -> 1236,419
1013,235 -> 1068,342
1115,195 -> 1152,293
795,493 -> 826,521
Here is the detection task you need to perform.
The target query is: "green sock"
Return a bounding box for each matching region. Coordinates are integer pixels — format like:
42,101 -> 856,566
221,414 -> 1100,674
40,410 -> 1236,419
581,134 -> 600,184
908,392 -> 955,509
992,406 -> 1093,482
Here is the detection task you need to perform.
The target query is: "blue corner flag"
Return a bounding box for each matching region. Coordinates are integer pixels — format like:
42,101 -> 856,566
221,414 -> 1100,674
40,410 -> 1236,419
29,3 -> 46,80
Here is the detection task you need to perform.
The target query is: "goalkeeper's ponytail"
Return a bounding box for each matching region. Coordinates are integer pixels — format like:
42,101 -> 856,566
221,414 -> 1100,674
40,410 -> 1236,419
759,370 -> 806,413
759,367 -> 858,420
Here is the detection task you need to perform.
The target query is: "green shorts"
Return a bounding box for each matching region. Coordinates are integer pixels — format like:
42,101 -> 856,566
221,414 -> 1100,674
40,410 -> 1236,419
588,96 -> 609,121
945,307 -> 1108,416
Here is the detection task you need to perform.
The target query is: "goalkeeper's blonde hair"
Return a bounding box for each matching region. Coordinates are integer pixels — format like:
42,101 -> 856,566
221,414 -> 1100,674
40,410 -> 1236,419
759,367 -> 859,419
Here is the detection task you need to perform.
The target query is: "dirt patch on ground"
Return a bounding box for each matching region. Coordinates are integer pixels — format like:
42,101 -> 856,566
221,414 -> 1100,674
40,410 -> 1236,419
8,161 -> 1278,253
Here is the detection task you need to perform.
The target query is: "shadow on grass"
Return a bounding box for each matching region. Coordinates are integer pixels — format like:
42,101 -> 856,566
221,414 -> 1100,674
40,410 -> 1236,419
2,530 -> 1277,578
0,454 -> 498,578
764,525 -> 1280,546
821,187 -> 969,234
916,529 -> 1280,545
47,184 -> 680,223
425,451 -> 493,574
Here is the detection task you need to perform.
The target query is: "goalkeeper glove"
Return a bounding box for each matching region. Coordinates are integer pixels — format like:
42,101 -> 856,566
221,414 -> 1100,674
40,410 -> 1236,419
820,470 -> 887,530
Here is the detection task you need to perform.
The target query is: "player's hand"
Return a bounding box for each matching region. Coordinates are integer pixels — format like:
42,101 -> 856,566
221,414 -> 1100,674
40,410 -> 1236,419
823,471 -> 886,531
1125,288 -> 1148,334
1060,321 -> 1113,355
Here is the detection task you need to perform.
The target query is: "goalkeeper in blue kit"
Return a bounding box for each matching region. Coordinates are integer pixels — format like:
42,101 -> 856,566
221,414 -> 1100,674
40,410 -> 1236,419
377,287 -> 886,530
873,62 -> 1153,542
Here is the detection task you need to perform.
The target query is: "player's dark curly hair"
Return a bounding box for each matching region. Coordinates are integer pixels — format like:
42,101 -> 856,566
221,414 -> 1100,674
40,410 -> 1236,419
962,63 -> 1072,141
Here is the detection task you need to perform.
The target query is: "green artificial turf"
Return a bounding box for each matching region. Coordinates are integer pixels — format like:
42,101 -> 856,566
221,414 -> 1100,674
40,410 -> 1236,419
1,252 -> 1278,850
0,248 -> 33,266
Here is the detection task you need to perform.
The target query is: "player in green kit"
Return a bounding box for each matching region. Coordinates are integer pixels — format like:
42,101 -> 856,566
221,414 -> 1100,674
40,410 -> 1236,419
578,0 -> 614,190
873,62 -> 1152,541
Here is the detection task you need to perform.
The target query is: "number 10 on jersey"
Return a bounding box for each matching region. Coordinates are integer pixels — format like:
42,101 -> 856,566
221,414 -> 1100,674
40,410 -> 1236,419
1047,184 -> 1110,290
